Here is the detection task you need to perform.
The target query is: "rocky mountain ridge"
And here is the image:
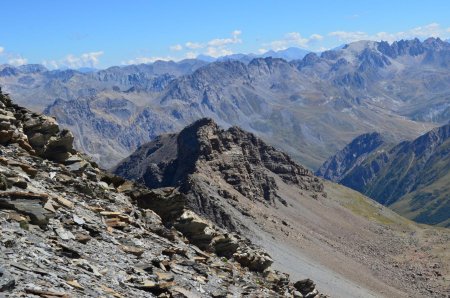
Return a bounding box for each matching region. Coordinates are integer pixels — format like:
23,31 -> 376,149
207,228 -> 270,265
317,124 -> 450,227
2,38 -> 448,168
0,90 -> 328,297
114,118 -> 324,230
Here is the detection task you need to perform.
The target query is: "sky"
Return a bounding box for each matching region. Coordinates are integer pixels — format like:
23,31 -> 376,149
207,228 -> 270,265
1,0 -> 450,69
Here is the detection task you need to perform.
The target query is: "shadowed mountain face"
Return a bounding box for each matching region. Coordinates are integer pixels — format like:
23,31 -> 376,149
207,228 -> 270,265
316,132 -> 388,181
2,38 -> 450,168
113,118 -> 450,297
317,124 -> 450,227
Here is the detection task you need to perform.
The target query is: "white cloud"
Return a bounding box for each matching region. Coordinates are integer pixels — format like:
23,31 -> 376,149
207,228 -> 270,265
42,60 -> 59,69
176,30 -> 243,58
259,23 -> 450,53
266,32 -> 323,51
0,47 -> 4,55
185,52 -> 197,59
8,57 -> 28,66
81,51 -> 103,66
345,14 -> 360,20
185,42 -> 203,49
207,30 -> 242,47
310,34 -> 324,41
170,44 -> 183,51
329,23 -> 450,43
328,31 -> 369,42
123,56 -> 175,65
205,47 -> 233,57
42,51 -> 104,69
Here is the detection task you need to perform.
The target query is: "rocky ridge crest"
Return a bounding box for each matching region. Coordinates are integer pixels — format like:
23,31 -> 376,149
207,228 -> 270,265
114,118 -> 325,230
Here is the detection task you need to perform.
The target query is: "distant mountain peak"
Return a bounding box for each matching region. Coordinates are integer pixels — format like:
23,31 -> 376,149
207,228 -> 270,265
197,47 -> 311,63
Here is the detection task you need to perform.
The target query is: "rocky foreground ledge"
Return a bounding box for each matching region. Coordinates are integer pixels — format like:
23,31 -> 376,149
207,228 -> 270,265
0,88 -> 326,297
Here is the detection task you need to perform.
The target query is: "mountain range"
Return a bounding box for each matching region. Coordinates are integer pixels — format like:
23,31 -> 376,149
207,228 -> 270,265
0,37 -> 449,170
317,124 -> 450,227
198,47 -> 311,63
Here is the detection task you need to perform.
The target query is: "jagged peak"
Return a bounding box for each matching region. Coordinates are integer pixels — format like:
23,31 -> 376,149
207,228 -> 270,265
180,117 -> 218,132
17,64 -> 48,74
248,56 -> 289,66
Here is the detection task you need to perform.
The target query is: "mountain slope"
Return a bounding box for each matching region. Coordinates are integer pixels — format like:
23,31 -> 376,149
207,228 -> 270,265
114,118 -> 450,297
2,38 -> 449,169
316,132 -> 389,181
317,124 -> 450,227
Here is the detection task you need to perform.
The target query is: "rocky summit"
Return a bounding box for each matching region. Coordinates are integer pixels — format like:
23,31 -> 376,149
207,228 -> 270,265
114,118 -> 324,230
0,90 -> 327,297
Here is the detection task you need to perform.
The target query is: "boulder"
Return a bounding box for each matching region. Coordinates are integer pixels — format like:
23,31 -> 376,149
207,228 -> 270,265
233,245 -> 273,272
294,279 -> 317,296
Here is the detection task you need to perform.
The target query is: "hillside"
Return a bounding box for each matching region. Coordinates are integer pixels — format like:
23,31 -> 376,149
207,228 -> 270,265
316,132 -> 389,181
114,118 -> 450,297
317,124 -> 450,227
3,38 -> 450,168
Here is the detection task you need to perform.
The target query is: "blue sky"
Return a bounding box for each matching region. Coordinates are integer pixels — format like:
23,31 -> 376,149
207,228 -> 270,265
1,0 -> 450,69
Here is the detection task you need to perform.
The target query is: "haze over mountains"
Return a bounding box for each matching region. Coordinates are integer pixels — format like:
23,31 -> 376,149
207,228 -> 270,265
1,37 -> 449,169
198,47 -> 311,63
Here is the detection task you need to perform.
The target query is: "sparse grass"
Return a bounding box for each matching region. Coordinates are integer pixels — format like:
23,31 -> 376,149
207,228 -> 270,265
324,181 -> 413,227
19,221 -> 29,230
341,135 -> 450,227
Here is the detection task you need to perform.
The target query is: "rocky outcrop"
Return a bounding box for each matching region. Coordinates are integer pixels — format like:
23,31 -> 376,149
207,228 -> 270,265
114,118 -> 325,230
126,186 -> 274,273
0,87 -> 75,163
0,90 -> 326,297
